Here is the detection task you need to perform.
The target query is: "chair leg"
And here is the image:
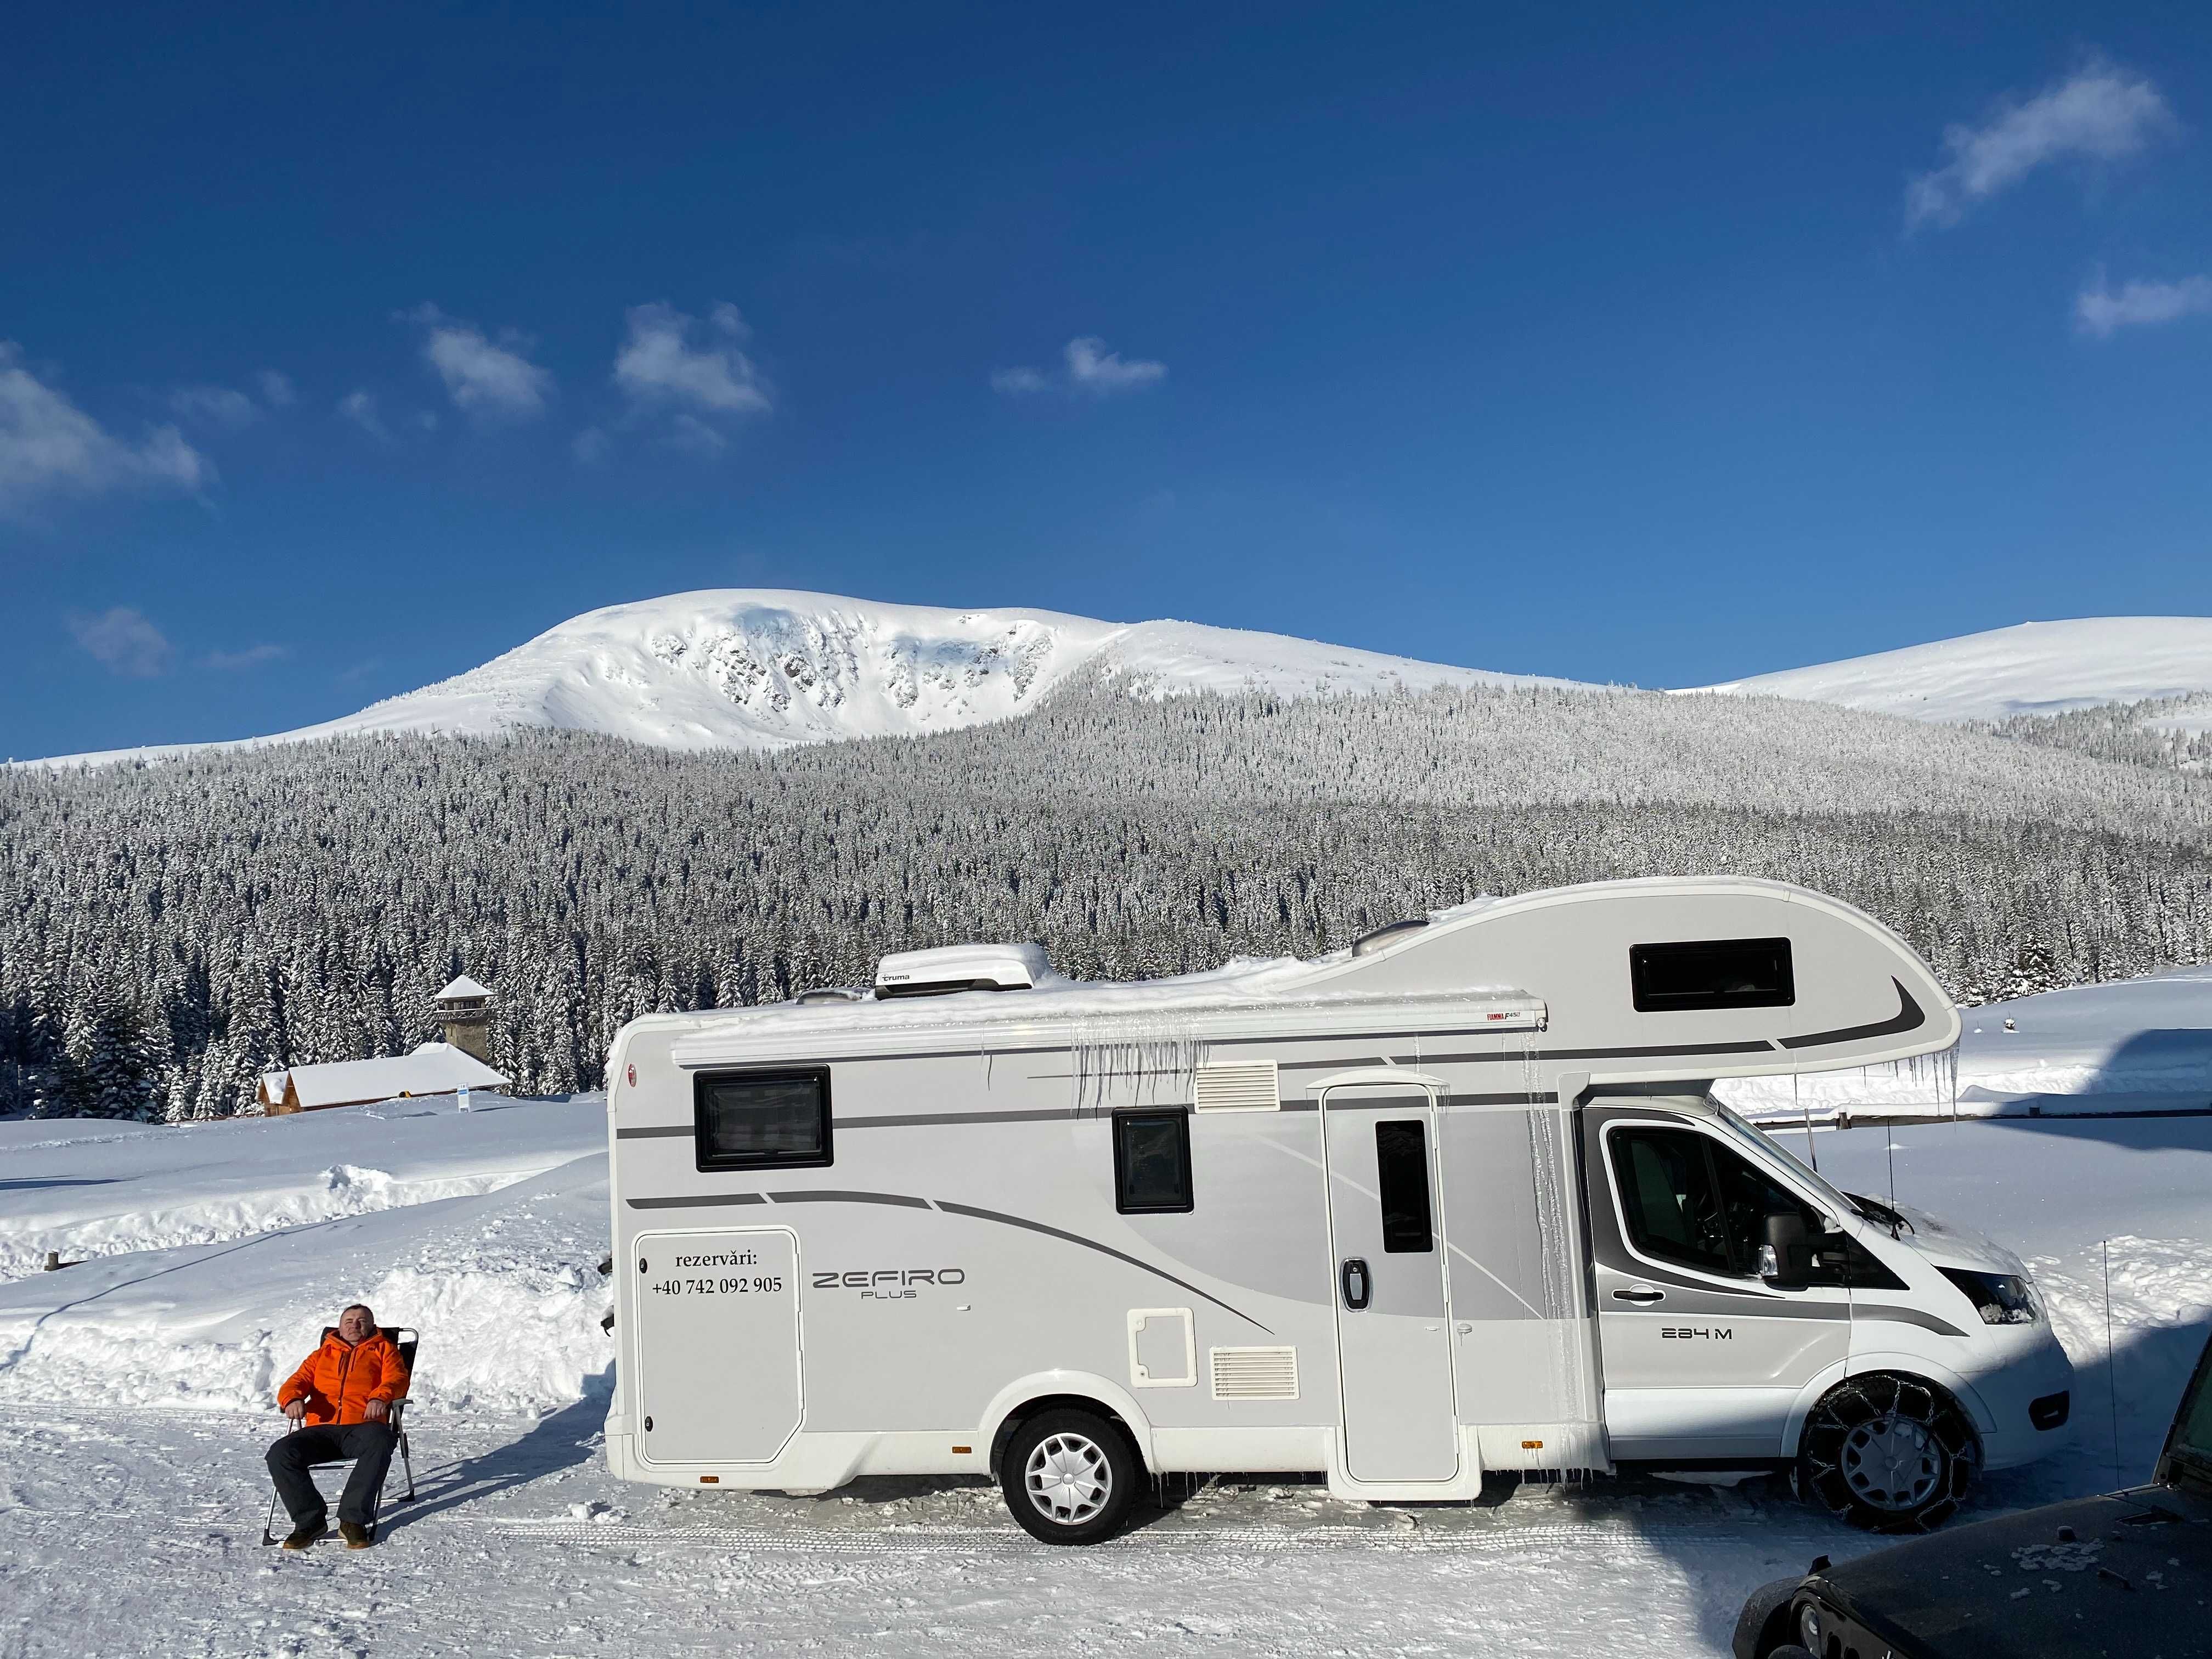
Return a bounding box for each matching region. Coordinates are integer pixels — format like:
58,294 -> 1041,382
399,1430 -> 416,1502
261,1484 -> 283,1546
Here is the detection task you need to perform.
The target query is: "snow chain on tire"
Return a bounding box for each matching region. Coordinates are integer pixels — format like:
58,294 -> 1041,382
1796,1371 -> 1979,1533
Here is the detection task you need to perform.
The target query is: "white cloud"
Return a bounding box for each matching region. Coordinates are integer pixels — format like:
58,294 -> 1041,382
336,389 -> 390,441
1065,336 -> 1166,392
1907,60 -> 2177,229
401,304 -> 554,419
168,385 -> 261,429
614,301 -> 772,415
665,413 -> 729,456
256,370 -> 296,408
69,607 -> 172,678
993,337 -> 1167,397
0,345 -> 208,513
2076,272 -> 2212,336
201,642 -> 290,671
571,425 -> 610,464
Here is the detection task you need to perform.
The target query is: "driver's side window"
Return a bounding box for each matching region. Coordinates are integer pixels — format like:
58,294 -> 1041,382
1610,1126 -> 1733,1276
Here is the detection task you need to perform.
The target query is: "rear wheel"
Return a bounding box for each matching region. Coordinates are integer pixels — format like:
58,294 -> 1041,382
998,1407 -> 1140,1545
1796,1371 -> 1978,1533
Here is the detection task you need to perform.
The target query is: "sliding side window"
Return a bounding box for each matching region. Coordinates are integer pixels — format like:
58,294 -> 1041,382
1114,1111 -> 1194,1214
694,1068 -> 833,1172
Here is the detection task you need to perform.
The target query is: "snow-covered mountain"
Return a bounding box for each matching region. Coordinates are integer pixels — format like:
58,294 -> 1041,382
1691,617 -> 2212,725
46,591 -> 1583,762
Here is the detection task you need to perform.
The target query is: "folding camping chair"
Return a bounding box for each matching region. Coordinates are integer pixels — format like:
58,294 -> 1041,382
261,1325 -> 419,1545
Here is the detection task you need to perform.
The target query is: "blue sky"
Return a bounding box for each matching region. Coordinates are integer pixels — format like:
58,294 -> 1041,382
4,2 -> 2209,758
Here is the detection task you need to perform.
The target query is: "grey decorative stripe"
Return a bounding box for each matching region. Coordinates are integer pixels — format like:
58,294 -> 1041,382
625,1192 -> 765,1210
615,1125 -> 695,1139
768,1189 -> 931,1209
838,1108 -> 1082,1130
1280,1037 -> 1776,1074
1779,980 -> 1926,1051
1446,1091 -> 1560,1107
1855,1302 -> 1968,1338
932,1199 -> 1273,1334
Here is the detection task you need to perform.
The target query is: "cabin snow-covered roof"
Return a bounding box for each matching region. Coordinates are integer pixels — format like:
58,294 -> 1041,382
272,1042 -> 507,1109
435,975 -> 493,1001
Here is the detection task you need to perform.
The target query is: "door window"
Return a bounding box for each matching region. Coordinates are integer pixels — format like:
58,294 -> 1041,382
1609,1127 -> 1732,1274
1374,1120 -> 1434,1252
1113,1111 -> 1194,1214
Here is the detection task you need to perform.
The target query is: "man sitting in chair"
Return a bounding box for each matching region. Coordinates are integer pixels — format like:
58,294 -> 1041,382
267,1303 -> 410,1549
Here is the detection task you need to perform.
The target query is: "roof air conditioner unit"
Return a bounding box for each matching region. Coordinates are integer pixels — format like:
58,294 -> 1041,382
874,943 -> 1049,999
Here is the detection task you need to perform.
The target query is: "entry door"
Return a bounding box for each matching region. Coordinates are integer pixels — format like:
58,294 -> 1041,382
1321,1088 -> 1459,1483
633,1227 -> 802,1465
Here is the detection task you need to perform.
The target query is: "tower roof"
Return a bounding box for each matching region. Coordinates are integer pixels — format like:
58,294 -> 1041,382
435,974 -> 493,1001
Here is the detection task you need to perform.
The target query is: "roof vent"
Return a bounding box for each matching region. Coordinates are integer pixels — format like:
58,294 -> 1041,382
1352,918 -> 1429,957
794,987 -> 868,1006
874,943 -> 1049,1000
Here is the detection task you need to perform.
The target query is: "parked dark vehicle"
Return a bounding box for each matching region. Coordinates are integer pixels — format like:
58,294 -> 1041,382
1735,1330 -> 2212,1659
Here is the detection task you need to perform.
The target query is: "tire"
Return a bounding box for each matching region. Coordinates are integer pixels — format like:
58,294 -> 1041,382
1795,1371 -> 1979,1533
998,1407 -> 1141,1545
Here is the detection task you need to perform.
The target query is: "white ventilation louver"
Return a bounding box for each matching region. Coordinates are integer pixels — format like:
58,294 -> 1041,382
1210,1346 -> 1299,1401
873,943 -> 1049,998
1193,1060 -> 1279,1113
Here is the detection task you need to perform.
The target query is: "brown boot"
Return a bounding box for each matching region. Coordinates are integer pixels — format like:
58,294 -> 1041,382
339,1521 -> 373,1549
281,1523 -> 325,1550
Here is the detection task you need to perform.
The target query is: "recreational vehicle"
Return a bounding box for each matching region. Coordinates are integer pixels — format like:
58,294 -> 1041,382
603,877 -> 2073,1543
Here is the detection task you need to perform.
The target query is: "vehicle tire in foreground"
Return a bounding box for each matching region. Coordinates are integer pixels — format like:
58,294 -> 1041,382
1796,1370 -> 1978,1533
999,1407 -> 1141,1545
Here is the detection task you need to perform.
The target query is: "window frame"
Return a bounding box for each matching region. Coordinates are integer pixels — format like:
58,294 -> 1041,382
1374,1118 -> 1436,1254
1112,1109 -> 1195,1215
1628,936 -> 1796,1014
692,1065 -> 834,1173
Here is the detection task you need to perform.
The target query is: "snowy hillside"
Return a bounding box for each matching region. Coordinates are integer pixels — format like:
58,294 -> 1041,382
43,591 -> 1581,763
1693,617 -> 2212,725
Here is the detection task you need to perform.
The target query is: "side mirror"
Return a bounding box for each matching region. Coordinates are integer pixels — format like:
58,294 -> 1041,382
1762,1211 -> 1812,1289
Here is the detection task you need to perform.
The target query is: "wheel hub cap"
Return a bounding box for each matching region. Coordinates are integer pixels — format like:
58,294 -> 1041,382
1841,1413 -> 1943,1510
1024,1432 -> 1111,1525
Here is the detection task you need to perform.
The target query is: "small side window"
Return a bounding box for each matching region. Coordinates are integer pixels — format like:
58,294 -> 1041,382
1630,938 -> 1795,1012
1375,1120 -> 1434,1252
1114,1111 -> 1193,1214
694,1068 -> 832,1171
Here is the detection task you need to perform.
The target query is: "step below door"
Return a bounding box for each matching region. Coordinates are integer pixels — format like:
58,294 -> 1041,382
633,1227 -> 802,1465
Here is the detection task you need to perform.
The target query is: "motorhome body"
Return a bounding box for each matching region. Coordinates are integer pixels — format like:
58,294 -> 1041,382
603,877 -> 2073,1541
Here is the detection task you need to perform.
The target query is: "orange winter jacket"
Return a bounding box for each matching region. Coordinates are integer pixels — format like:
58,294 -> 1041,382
277,1330 -> 410,1426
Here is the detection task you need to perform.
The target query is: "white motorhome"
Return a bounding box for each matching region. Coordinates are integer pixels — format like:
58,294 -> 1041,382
603,877 -> 2073,1543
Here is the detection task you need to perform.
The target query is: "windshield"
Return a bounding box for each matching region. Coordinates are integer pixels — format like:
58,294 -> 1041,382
1713,1103 -> 1860,1221
2171,1336 -> 2212,1482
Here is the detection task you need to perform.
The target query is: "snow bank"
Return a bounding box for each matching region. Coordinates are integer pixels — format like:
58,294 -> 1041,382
0,1093 -> 605,1282
1723,963 -> 2212,1124
0,1156 -> 613,1418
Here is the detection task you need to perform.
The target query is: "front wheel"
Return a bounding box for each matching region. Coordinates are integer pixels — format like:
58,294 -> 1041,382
999,1408 -> 1140,1545
1796,1372 -> 1978,1533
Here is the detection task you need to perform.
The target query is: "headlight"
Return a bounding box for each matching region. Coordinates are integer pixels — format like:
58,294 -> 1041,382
1940,1266 -> 2039,1325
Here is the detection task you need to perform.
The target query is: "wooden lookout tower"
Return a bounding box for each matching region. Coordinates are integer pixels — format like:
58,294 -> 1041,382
432,974 -> 495,1065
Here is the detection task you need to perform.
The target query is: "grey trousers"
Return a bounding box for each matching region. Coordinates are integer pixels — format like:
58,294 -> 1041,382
266,1422 -> 397,1528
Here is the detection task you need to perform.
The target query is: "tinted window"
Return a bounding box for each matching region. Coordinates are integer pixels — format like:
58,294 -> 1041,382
1114,1111 -> 1193,1214
1375,1120 -> 1434,1252
1630,938 -> 1795,1012
1610,1127 -> 1731,1274
694,1069 -> 832,1171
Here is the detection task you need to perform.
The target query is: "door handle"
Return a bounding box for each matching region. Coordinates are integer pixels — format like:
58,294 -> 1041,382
1611,1286 -> 1665,1304
1340,1257 -> 1371,1311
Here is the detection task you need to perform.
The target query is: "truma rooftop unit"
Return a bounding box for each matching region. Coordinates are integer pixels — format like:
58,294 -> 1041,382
872,942 -> 1048,998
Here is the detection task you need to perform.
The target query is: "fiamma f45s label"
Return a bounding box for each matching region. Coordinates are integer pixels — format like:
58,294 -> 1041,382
812,1268 -> 967,1301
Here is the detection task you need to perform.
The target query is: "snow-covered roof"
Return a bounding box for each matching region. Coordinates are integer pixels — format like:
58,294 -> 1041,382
436,975 -> 493,1001
274,1042 -> 507,1109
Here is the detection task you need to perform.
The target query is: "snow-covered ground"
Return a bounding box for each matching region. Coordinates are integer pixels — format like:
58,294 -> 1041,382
1692,616 -> 2212,725
30,590 -> 1584,765
1723,961 -> 2212,1124
3,1003 -> 2210,1655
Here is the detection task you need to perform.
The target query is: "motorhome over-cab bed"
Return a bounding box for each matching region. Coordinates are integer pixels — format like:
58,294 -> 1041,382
604,876 -> 2074,1543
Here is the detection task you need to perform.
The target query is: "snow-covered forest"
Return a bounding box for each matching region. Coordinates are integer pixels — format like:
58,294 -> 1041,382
6,680 -> 2211,1120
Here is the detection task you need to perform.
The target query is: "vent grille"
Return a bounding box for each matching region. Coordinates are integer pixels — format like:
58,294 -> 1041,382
1210,1345 -> 1299,1401
1193,1061 -> 1279,1113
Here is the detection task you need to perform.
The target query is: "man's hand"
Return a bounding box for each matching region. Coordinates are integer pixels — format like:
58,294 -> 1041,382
283,1399 -> 307,1422
364,1398 -> 390,1423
